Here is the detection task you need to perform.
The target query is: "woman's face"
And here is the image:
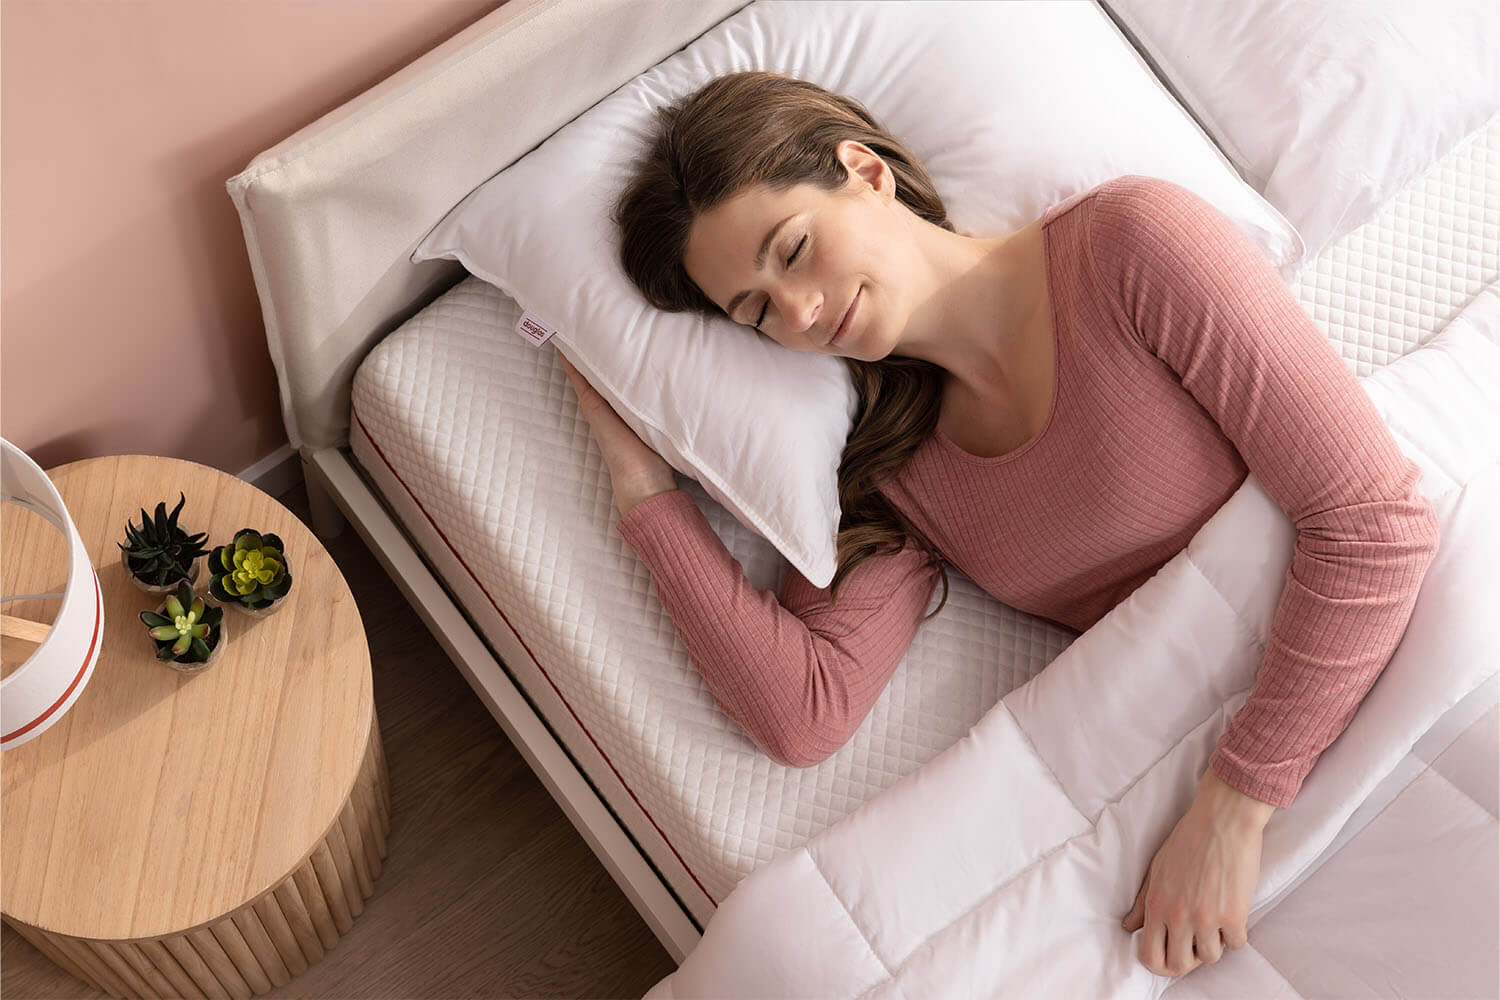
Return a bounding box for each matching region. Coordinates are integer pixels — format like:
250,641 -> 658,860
682,142 -> 912,359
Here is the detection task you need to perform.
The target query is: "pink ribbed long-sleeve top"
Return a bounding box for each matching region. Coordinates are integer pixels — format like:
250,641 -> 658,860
615,174 -> 1440,809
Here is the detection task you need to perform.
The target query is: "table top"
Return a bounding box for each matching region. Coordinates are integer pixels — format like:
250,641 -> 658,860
2,455 -> 372,939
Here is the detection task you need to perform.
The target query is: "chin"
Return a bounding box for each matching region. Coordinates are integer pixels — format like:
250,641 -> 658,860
848,327 -> 892,363
834,317 -> 871,358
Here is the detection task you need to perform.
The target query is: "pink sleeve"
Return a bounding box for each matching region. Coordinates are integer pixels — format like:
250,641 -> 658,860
615,488 -> 941,767
1086,175 -> 1441,808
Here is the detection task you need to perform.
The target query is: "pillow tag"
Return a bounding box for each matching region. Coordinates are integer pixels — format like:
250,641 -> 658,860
515,310 -> 558,347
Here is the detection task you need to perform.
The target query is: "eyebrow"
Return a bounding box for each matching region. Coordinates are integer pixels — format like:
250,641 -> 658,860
724,212 -> 797,320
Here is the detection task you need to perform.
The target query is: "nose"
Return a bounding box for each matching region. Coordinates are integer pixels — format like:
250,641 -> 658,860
769,279 -> 822,335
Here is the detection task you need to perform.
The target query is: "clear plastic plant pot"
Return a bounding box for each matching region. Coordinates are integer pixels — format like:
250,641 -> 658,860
146,600 -> 228,675
123,547 -> 200,595
235,597 -> 286,619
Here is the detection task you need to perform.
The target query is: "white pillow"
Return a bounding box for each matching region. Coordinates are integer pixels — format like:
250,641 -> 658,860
1101,0 -> 1500,265
412,0 -> 1302,589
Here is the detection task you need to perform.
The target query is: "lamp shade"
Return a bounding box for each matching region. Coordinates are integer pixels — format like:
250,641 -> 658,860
1,439 -> 103,751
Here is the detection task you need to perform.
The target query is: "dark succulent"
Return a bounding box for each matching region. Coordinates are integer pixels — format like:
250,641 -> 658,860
117,491 -> 212,586
139,580 -> 224,662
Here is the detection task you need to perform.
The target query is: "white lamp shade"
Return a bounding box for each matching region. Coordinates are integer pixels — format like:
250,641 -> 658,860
1,438 -> 103,751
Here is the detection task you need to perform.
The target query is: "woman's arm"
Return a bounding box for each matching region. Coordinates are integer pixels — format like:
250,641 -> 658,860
617,489 -> 941,767
1084,174 -> 1441,809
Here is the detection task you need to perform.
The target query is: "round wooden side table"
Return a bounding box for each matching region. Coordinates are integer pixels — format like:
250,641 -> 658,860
1,454 -> 390,999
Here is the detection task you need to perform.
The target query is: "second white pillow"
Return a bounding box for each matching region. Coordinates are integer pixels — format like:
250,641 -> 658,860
1101,0 -> 1500,262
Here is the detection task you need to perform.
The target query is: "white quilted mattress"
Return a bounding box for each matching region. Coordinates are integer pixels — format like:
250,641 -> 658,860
349,115 -> 1499,941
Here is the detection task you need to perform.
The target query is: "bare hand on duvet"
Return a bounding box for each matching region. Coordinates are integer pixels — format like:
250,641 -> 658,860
1121,768 -> 1275,978
558,352 -> 678,518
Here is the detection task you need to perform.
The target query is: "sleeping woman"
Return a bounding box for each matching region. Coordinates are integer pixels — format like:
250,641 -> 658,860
558,70 -> 1440,980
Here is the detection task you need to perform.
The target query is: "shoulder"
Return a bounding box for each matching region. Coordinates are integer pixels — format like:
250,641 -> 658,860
1047,173 -> 1198,220
1045,174 -> 1209,257
1079,174 -> 1255,281
1086,174 -> 1214,233
1095,173 -> 1199,204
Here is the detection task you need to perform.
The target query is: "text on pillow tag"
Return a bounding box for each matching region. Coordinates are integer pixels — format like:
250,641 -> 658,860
515,310 -> 558,347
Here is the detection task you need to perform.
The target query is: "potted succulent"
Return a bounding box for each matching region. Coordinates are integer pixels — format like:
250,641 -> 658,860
139,580 -> 227,674
118,492 -> 212,594
208,529 -> 293,618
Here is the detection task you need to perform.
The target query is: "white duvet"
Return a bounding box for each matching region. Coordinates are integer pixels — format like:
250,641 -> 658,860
646,281 -> 1500,998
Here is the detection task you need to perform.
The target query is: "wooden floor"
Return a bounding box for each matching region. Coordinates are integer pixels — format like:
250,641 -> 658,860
2,477 -> 678,1000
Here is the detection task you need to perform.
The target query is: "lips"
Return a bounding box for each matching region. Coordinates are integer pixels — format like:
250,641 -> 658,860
830,287 -> 860,346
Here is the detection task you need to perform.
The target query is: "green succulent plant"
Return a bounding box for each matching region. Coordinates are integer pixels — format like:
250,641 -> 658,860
208,529 -> 293,610
117,491 -> 212,586
139,580 -> 225,662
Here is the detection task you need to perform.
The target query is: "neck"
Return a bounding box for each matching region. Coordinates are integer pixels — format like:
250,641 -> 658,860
891,218 -> 1044,398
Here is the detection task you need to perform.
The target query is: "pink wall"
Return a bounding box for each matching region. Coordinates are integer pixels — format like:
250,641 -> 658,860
1,0 -> 503,478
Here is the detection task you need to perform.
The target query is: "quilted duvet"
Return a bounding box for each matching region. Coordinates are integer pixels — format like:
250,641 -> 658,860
646,281 -> 1500,998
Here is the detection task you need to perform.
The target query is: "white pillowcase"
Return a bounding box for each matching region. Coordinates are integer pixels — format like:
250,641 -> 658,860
412,0 -> 1302,589
1101,0 -> 1500,265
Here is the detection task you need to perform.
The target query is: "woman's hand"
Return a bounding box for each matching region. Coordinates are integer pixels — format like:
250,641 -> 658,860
1122,769 -> 1274,978
558,353 -> 678,518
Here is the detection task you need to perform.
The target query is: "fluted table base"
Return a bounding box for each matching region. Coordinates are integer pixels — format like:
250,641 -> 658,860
3,712 -> 391,999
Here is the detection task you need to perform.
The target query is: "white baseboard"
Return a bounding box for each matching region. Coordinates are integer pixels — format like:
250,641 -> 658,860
237,443 -> 303,499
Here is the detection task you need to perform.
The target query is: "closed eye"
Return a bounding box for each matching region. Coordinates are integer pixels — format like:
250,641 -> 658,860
754,234 -> 808,330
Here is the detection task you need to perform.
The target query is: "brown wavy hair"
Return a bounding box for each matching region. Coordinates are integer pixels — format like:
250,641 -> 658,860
611,70 -> 952,621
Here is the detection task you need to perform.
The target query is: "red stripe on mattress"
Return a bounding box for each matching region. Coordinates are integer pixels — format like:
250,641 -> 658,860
350,405 -> 715,907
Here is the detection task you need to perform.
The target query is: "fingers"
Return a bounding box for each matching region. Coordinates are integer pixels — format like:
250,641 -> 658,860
1136,907 -> 1212,979
555,352 -> 672,496
1123,881 -> 1146,932
1166,919 -> 1201,978
1140,915 -> 1167,976
1194,927 -> 1225,965
559,354 -> 614,425
559,354 -> 590,397
1121,845 -> 1247,978
1132,912 -> 1241,977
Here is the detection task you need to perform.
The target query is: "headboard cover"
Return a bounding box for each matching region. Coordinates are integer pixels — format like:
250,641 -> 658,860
226,0 -> 752,455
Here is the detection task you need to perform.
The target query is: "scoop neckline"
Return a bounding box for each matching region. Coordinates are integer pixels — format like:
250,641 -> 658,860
932,204 -> 1065,465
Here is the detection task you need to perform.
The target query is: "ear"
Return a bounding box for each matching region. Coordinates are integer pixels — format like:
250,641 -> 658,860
835,139 -> 894,202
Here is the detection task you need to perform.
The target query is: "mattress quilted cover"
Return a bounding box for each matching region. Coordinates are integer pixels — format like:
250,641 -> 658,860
644,279 -> 1500,997
348,115 -> 1499,948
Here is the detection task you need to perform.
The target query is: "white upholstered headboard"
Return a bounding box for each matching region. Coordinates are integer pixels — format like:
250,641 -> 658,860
225,0 -> 752,456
